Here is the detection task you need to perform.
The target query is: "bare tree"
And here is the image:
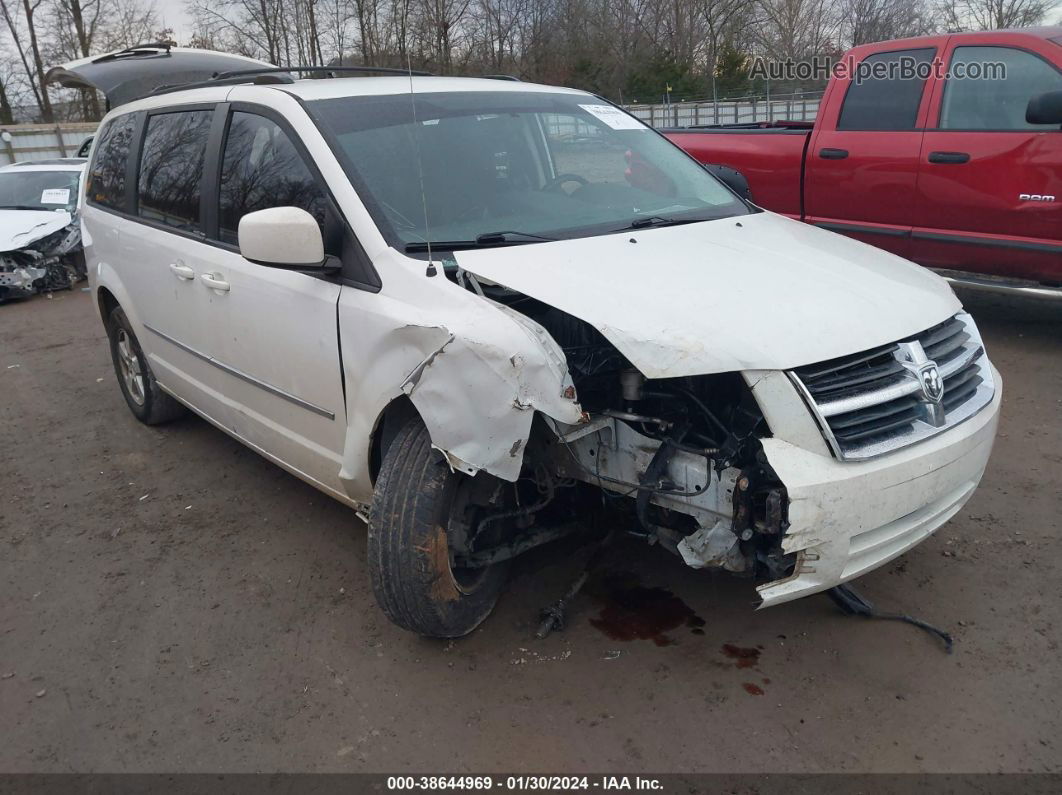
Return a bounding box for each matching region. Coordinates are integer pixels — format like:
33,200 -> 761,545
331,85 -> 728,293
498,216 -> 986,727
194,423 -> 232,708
698,0 -> 753,98
839,0 -> 936,45
753,0 -> 840,60
0,70 -> 14,124
941,0 -> 1056,30
47,0 -> 104,117
98,0 -> 157,48
14,0 -> 1055,123
0,0 -> 56,120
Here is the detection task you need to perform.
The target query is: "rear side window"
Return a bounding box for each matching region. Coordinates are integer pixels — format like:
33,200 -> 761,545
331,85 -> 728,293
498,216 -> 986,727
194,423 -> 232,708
837,48 -> 935,131
940,46 -> 1062,130
87,114 -> 136,210
137,110 -> 212,232
218,112 -> 328,245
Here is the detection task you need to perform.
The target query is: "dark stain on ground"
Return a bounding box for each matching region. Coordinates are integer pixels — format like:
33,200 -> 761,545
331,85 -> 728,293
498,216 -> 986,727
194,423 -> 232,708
588,572 -> 705,646
742,683 -> 765,696
722,644 -> 761,668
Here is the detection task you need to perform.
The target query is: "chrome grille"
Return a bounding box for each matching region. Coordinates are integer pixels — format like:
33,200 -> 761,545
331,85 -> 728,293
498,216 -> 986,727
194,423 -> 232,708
790,313 -> 995,460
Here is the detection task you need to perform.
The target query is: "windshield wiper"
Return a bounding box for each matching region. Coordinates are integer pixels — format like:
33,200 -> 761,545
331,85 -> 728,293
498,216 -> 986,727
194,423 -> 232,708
405,230 -> 555,253
623,215 -> 706,231
0,204 -> 46,211
474,230 -> 555,244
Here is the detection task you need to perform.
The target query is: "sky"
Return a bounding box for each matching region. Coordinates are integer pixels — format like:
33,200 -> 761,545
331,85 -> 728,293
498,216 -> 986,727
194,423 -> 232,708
157,2 -> 196,44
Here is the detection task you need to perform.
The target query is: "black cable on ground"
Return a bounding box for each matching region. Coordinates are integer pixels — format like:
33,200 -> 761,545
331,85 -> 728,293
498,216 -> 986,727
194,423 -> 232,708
827,583 -> 954,653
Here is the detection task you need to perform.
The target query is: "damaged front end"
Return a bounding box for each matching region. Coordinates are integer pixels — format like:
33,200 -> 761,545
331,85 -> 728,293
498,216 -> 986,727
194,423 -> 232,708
526,302 -> 794,584
395,232 -> 991,610
438,271 -> 796,591
0,221 -> 85,301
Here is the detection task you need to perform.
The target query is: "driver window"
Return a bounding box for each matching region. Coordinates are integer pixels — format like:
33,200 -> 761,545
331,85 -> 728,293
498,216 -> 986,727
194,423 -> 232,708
218,112 -> 329,244
940,46 -> 1062,130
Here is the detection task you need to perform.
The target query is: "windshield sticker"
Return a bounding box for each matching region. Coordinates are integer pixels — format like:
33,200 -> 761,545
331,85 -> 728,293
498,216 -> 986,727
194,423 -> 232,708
40,188 -> 71,204
578,104 -> 647,130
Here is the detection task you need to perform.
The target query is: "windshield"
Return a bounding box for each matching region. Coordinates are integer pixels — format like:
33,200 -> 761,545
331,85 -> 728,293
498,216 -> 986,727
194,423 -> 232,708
0,169 -> 80,213
308,90 -> 748,250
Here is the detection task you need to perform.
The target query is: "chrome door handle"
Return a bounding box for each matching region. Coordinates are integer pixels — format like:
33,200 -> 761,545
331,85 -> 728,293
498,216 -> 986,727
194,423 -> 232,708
199,272 -> 230,292
169,262 -> 195,280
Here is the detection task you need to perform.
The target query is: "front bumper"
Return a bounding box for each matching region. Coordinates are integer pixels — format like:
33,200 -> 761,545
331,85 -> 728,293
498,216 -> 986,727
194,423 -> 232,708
756,363 -> 1002,607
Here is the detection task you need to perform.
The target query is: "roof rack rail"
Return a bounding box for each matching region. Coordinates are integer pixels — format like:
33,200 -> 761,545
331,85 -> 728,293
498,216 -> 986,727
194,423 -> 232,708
481,74 -> 521,81
150,64 -> 434,98
214,65 -> 433,80
152,73 -> 296,97
151,64 -> 434,98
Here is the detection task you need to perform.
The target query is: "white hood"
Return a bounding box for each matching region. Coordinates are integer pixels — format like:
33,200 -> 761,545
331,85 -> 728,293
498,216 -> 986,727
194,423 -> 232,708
0,209 -> 73,253
455,212 -> 961,378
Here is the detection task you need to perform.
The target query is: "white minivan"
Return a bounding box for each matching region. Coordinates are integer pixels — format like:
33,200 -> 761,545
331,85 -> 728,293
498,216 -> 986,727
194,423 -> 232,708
71,48 -> 1001,637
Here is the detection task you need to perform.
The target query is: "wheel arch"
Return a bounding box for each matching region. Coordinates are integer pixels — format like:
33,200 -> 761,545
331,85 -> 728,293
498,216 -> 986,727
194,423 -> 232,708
368,394 -> 422,487
96,284 -> 119,324
91,262 -> 141,331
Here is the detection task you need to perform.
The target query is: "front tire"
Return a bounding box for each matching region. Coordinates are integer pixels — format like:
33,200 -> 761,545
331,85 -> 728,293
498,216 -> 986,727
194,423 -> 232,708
106,306 -> 187,425
368,419 -> 509,637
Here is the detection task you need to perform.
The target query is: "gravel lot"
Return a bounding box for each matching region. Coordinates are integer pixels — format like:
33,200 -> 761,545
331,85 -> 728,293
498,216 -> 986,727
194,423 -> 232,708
1,287 -> 1059,774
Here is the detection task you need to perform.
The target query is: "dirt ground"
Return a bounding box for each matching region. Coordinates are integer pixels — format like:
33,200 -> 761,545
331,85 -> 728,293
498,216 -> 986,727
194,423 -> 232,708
1,287 -> 1059,774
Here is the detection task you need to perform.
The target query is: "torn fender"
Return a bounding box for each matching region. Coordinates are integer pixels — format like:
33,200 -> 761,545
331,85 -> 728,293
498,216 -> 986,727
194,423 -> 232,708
398,308 -> 584,482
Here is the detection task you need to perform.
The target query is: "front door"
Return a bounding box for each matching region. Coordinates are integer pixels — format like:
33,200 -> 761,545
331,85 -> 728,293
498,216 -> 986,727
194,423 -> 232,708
912,36 -> 1062,282
804,43 -> 940,259
194,108 -> 347,496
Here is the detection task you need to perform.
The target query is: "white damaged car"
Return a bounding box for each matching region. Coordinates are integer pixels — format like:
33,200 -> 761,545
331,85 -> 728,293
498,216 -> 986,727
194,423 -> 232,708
0,159 -> 87,301
70,50 -> 1001,636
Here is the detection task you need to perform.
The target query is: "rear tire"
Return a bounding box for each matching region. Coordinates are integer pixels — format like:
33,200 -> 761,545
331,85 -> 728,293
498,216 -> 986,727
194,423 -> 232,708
368,419 -> 509,637
106,306 -> 187,426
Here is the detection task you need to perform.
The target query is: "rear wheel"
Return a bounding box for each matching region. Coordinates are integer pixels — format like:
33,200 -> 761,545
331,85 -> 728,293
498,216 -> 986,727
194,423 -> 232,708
106,306 -> 187,425
368,418 -> 509,637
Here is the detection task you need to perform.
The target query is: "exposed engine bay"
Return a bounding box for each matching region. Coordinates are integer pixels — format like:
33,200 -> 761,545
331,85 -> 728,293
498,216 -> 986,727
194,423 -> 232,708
446,269 -> 794,586
0,222 -> 85,301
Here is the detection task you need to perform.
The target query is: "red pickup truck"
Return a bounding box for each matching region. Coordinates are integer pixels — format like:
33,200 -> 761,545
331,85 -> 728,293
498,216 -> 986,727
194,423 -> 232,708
665,28 -> 1062,297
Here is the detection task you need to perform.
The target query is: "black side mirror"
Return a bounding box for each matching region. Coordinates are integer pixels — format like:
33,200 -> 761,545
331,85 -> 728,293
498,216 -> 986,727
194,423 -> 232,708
1026,89 -> 1062,126
703,163 -> 753,201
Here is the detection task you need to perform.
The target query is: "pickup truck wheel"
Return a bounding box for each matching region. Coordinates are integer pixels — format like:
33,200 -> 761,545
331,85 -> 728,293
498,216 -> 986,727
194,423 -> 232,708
368,419 -> 509,638
106,307 -> 187,425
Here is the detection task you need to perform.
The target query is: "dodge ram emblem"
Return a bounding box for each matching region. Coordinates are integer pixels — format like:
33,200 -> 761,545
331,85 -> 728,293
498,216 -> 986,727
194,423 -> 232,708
917,362 -> 944,404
